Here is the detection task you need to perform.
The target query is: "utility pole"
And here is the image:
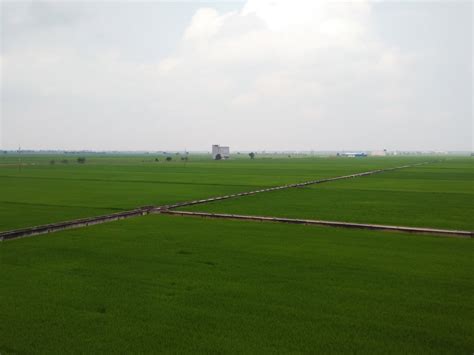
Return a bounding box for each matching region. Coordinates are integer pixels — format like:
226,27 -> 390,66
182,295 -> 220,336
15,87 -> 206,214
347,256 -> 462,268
18,145 -> 22,173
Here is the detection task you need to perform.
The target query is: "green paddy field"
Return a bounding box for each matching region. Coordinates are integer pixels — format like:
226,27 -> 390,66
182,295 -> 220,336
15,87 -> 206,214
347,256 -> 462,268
1,154 -> 472,354
0,154 -> 437,231
183,159 -> 474,230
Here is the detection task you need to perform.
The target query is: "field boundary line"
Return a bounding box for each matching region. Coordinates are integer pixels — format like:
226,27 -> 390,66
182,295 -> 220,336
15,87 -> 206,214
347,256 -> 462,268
0,207 -> 154,241
161,210 -> 473,238
156,162 -> 429,211
0,162 -> 430,241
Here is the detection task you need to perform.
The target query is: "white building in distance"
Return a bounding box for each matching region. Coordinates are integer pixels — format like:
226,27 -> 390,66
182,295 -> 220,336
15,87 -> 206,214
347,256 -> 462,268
371,150 -> 387,156
340,152 -> 367,157
212,145 -> 230,160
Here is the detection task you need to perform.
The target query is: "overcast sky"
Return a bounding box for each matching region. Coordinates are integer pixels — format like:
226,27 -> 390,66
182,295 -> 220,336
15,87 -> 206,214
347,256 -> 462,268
1,0 -> 472,151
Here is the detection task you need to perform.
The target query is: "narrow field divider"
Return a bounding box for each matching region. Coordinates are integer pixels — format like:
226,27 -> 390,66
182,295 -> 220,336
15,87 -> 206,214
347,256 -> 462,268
161,210 -> 473,238
0,206 -> 155,241
156,163 -> 428,211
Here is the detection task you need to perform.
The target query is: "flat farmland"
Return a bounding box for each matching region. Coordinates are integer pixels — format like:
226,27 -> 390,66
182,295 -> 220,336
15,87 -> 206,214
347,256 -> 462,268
183,158 -> 474,230
1,214 -> 472,354
0,154 -> 432,231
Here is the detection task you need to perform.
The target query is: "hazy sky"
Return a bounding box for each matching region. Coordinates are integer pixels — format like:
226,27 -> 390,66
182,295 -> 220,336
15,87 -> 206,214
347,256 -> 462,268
1,0 -> 472,151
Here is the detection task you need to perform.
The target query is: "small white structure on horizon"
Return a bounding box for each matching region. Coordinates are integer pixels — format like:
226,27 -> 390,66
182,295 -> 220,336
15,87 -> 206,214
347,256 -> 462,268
212,145 -> 230,160
371,150 -> 387,156
341,152 -> 367,157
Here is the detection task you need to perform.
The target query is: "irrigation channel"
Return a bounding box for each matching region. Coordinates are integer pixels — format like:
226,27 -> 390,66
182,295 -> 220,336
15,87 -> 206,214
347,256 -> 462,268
161,211 -> 472,238
2,162 -> 470,241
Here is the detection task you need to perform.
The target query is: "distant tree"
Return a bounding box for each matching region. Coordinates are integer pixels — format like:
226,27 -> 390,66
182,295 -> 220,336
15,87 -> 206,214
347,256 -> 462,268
50,160 -> 55,165
77,157 -> 86,164
61,159 -> 69,164
181,156 -> 188,161
155,158 -> 159,162
215,153 -> 222,160
166,156 -> 172,162
249,152 -> 255,159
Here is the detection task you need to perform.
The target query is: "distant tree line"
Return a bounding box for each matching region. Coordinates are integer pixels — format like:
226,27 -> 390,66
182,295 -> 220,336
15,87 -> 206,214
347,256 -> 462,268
50,158 -> 85,165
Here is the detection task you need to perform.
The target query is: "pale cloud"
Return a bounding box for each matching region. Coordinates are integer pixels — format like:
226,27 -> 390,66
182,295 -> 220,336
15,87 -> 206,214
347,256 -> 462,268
184,8 -> 234,42
151,0 -> 418,150
1,0 -> 471,151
